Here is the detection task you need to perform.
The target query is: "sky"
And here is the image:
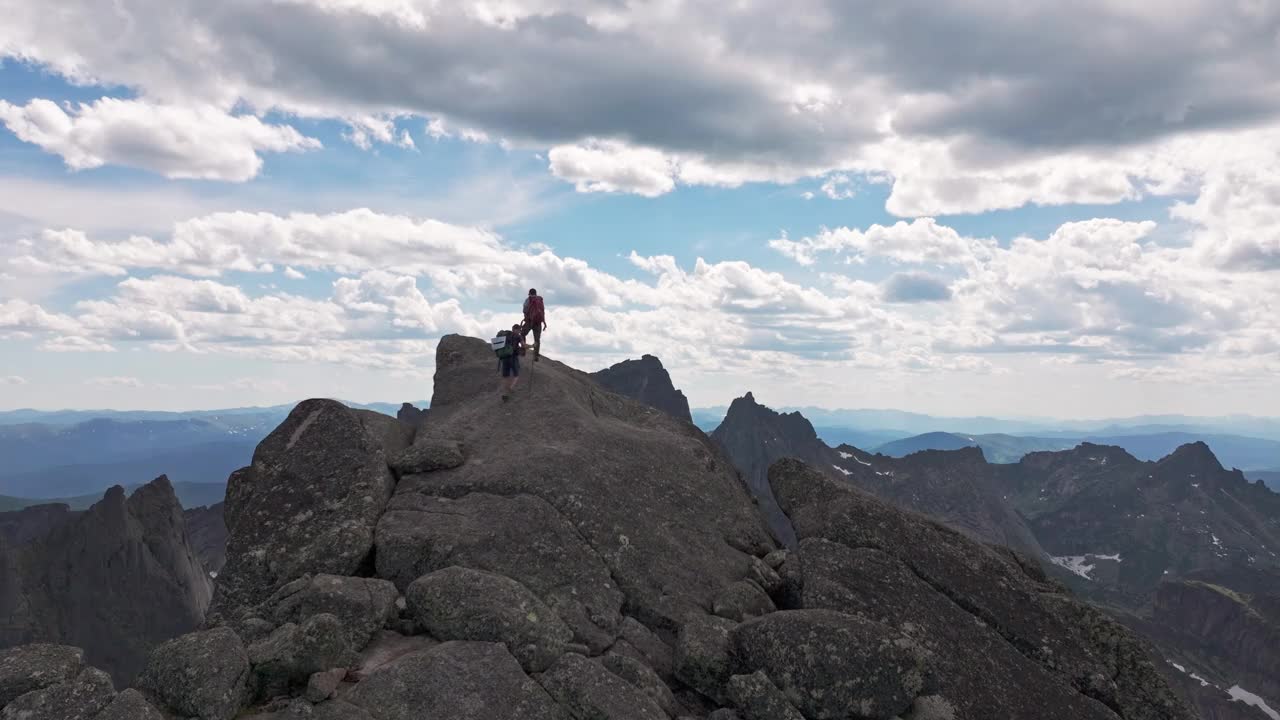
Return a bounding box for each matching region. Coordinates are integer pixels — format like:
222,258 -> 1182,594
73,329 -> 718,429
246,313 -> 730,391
0,0 -> 1278,418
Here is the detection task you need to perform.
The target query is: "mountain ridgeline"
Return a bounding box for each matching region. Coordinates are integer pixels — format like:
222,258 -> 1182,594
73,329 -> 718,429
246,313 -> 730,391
0,341 -> 1198,720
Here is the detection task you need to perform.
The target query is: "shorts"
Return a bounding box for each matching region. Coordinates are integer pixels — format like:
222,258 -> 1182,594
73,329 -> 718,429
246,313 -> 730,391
500,354 -> 520,377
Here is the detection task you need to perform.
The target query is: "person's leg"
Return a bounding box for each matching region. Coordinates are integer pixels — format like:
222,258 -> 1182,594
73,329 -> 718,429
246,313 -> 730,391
509,355 -> 521,390
500,358 -> 514,399
531,325 -> 541,360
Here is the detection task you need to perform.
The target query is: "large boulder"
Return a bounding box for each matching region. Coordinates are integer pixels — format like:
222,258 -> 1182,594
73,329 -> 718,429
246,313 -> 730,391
247,614 -> 352,699
711,581 -> 775,622
730,609 -> 930,720
768,458 -> 1196,720
387,438 -> 465,475
726,671 -> 805,720
138,627 -> 249,720
391,335 -> 774,638
0,667 -> 113,720
538,652 -> 668,720
268,574 -> 399,651
96,689 -> 165,720
377,491 -> 623,652
600,652 -> 681,717
405,566 -> 573,673
0,644 -> 83,707
210,399 -> 398,625
673,614 -> 737,701
346,642 -> 566,720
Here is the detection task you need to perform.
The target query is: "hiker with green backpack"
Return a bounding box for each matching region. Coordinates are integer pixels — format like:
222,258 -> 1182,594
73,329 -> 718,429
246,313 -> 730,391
491,323 -> 526,401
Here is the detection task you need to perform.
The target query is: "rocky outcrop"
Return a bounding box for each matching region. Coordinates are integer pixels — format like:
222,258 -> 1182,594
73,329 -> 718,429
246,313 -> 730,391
0,335 -> 1199,720
209,399 -> 397,626
591,354 -> 693,423
0,645 -> 165,720
0,477 -> 213,685
765,457 -> 1194,720
710,392 -> 835,545
183,502 -> 227,576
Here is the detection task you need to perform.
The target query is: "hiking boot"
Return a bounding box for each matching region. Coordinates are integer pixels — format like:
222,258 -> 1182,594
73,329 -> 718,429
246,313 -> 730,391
501,393 -> 510,402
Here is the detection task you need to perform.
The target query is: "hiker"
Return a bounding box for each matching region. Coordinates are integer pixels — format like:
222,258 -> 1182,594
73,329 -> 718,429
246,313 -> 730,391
492,323 -> 525,401
521,288 -> 546,361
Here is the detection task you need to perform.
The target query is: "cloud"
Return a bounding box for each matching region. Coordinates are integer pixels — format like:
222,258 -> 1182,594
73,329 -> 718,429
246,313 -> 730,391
0,375 -> 26,385
84,375 -> 144,387
883,272 -> 953,303
548,140 -> 676,197
0,98 -> 320,181
283,266 -> 306,280
771,218 -> 990,266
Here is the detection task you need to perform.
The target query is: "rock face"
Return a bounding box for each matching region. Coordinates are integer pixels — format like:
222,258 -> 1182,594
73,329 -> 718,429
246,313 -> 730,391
767,457 -> 1194,720
183,502 -> 228,576
591,354 -> 693,423
209,399 -> 397,626
138,627 -> 248,720
710,393 -> 836,545
0,477 -> 213,685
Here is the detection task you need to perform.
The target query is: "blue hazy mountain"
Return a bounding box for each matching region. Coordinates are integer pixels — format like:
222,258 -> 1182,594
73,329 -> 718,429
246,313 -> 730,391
0,481 -> 226,512
875,431 -> 1280,470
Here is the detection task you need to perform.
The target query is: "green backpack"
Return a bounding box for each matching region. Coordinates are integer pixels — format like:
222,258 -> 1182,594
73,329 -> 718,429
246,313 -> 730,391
491,331 -> 516,359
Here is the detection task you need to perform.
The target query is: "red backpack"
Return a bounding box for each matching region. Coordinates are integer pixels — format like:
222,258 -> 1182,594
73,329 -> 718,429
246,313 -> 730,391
524,295 -> 545,323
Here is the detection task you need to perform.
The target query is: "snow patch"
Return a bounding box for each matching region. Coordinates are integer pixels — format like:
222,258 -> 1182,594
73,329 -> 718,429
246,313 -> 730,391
1212,534 -> 1223,548
209,571 -> 218,579
853,456 -> 872,466
1229,685 -> 1280,720
832,464 -> 852,477
1050,553 -> 1122,580
837,451 -> 853,459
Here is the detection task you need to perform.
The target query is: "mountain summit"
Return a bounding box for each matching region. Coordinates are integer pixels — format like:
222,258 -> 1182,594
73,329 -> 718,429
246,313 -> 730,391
0,337 -> 1193,719
590,354 -> 693,423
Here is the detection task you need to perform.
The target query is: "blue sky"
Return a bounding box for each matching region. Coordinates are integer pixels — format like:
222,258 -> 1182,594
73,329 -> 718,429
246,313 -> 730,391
1,1 -> 1278,417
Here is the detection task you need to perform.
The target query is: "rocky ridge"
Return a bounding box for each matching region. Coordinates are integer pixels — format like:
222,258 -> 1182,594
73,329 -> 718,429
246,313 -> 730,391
0,475 -> 212,686
0,337 -> 1195,719
591,354 -> 694,423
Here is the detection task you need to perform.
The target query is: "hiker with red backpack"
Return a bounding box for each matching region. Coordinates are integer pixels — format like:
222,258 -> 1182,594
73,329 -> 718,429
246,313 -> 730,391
521,288 -> 547,361
491,323 -> 526,401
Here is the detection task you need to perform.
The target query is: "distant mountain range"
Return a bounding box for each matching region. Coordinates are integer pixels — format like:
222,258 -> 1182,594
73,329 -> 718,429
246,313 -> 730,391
0,401 -> 425,500
0,481 -> 226,512
874,431 -> 1280,471
694,406 -> 1280,442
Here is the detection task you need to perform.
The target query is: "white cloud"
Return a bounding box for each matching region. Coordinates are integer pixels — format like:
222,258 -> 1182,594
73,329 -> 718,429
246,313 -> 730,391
0,375 -> 26,385
0,98 -> 320,181
283,266 -> 306,280
770,218 -> 991,266
84,375 -> 144,387
820,174 -> 857,200
548,140 -> 676,197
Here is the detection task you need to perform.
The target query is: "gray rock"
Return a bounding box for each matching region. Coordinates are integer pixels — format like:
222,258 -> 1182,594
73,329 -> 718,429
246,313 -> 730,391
730,609 -> 928,720
538,652 -> 668,720
352,408 -> 413,459
770,459 -> 1195,720
138,627 -> 249,720
269,574 -> 399,651
617,618 -> 675,680
590,355 -> 693,423
300,699 -> 375,719
904,695 -> 958,720
304,669 -> 345,703
0,644 -> 83,707
395,335 -> 775,635
376,492 -> 622,652
210,399 -> 397,624
1,477 -> 213,685
711,581 -> 775,622
346,642 -> 566,720
405,566 -> 572,673
673,614 -> 737,702
248,614 -> 352,699
707,711 -> 743,720
726,671 -> 804,720
762,550 -> 788,570
0,667 -> 113,720
96,688 -> 165,720
348,631 -> 438,682
601,652 -> 681,718
746,556 -> 782,595
388,438 -> 465,475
